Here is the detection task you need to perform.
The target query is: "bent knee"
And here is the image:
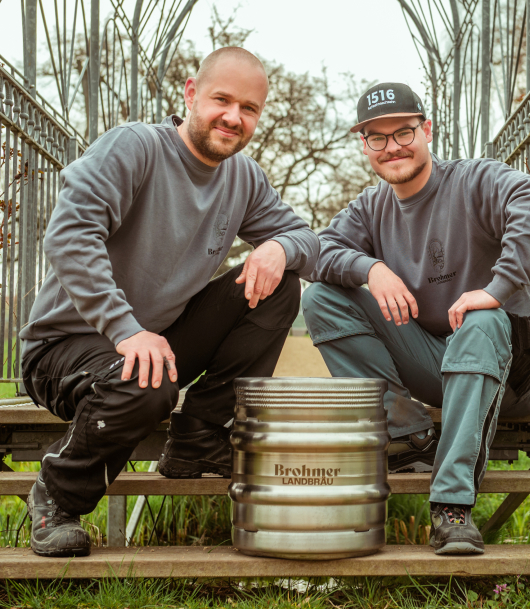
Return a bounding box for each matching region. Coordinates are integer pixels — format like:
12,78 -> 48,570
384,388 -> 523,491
459,309 -> 511,346
443,309 -> 512,379
302,283 -> 373,345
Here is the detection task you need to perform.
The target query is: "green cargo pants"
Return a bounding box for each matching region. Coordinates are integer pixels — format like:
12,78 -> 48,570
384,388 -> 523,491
302,282 -> 529,506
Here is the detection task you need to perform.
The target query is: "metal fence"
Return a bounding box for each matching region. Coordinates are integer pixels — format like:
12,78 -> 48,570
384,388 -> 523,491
0,63 -> 85,384
490,90 -> 530,171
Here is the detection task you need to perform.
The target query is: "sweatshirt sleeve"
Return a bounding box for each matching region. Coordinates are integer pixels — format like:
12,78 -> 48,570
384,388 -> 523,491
237,158 -> 320,277
44,125 -> 148,345
467,160 -> 530,305
305,187 -> 382,285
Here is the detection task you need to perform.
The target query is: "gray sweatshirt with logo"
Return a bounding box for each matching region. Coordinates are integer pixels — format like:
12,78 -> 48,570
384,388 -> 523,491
20,116 -> 319,354
306,154 -> 530,336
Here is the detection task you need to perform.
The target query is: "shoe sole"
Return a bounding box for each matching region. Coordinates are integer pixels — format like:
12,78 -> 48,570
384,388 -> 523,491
433,541 -> 485,555
158,454 -> 231,479
30,545 -> 91,558
389,460 -> 434,474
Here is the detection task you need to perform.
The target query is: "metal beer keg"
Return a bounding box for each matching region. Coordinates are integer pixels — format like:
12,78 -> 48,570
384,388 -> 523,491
230,377 -> 390,560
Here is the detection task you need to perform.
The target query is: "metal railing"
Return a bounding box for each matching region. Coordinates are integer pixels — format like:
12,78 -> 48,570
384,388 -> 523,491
491,90 -> 530,173
0,65 -> 86,383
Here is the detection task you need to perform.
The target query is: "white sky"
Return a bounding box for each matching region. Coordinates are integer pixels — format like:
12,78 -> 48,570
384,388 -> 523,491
0,0 -> 429,110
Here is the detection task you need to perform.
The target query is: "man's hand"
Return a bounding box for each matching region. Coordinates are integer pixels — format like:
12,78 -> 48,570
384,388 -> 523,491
367,262 -> 418,326
235,240 -> 287,308
116,330 -> 177,389
448,290 -> 501,331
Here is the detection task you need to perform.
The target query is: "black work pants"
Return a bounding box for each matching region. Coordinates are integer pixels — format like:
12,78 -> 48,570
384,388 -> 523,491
22,265 -> 300,514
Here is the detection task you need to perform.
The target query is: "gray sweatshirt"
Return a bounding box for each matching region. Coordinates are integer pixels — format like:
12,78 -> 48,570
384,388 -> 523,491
307,154 -> 530,336
21,116 -> 319,353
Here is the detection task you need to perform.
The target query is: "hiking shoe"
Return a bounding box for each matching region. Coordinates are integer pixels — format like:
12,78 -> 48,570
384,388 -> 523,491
388,427 -> 438,473
27,474 -> 91,557
430,504 -> 484,555
158,412 -> 231,479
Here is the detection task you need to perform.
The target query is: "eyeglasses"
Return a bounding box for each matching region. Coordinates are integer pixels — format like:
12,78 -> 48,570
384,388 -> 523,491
364,121 -> 425,151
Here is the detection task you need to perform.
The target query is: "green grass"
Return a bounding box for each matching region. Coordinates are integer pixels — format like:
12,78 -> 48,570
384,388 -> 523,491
0,574 -> 529,608
0,338 -> 21,399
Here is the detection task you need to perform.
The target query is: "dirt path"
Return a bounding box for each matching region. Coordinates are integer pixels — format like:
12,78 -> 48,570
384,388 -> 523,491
273,336 -> 330,378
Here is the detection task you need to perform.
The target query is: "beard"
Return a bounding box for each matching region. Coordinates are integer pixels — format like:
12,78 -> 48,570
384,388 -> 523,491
187,110 -> 252,163
374,151 -> 427,185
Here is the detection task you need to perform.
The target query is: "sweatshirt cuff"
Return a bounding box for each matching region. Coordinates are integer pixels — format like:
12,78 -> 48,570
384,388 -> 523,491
270,236 -> 299,269
104,313 -> 145,346
349,255 -> 383,286
484,274 -> 518,305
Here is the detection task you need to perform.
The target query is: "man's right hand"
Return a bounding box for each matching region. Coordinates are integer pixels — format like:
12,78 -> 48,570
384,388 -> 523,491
116,331 -> 177,389
367,262 -> 418,326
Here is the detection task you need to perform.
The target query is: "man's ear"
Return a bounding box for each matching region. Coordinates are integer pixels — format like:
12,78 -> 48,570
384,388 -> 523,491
422,119 -> 433,144
361,135 -> 368,156
184,77 -> 197,111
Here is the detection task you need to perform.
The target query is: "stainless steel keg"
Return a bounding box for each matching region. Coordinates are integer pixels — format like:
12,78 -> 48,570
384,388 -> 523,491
230,377 -> 390,560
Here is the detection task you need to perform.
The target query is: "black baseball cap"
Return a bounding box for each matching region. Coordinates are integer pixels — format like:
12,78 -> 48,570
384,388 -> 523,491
351,82 -> 426,133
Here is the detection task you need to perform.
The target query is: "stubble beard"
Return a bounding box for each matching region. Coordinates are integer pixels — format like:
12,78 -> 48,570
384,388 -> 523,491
375,152 -> 427,185
187,110 -> 252,163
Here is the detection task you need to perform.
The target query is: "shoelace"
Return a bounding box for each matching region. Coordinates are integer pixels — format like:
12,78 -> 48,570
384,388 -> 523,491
443,505 -> 466,524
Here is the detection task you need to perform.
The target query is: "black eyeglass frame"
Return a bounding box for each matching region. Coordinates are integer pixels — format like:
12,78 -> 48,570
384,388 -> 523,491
363,120 -> 426,151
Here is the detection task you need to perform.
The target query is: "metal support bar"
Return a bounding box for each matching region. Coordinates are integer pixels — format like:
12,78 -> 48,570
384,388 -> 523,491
24,0 -> 38,98
480,491 -> 529,537
481,0 -> 491,151
67,136 -> 78,166
450,0 -> 461,159
130,0 -> 143,122
89,0 -> 100,143
125,460 -> 158,545
107,495 -> 127,547
527,0 -> 530,94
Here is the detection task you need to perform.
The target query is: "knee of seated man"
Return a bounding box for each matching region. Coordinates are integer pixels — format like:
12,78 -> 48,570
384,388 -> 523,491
302,283 -> 353,326
444,309 -> 512,372
98,372 -> 178,445
459,309 -> 511,344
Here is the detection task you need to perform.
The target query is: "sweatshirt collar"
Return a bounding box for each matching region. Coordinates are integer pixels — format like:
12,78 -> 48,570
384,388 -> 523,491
393,153 -> 441,207
163,115 -> 219,176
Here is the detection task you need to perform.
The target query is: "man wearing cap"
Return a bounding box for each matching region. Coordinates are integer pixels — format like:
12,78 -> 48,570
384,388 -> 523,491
302,82 -> 530,555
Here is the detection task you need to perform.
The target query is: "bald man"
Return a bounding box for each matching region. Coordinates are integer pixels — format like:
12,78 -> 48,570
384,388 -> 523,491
20,47 -> 319,558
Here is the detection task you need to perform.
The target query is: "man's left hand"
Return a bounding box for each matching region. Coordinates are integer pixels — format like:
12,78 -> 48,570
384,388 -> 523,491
448,289 -> 501,331
235,240 -> 287,308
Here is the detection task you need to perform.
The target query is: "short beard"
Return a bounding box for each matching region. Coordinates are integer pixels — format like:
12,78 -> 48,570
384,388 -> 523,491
375,151 -> 427,185
187,110 -> 251,163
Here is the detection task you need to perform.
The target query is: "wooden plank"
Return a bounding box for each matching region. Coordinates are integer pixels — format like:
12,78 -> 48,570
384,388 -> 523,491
4,402 -> 530,426
2,470 -> 530,496
425,405 -> 530,424
0,471 -> 230,496
2,545 -> 530,579
0,394 -> 187,425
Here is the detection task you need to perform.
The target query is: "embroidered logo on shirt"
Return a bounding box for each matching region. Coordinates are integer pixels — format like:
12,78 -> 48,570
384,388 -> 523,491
428,239 -> 445,272
209,213 -> 229,256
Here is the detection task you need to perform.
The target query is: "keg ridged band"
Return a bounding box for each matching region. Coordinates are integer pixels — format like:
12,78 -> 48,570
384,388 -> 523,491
236,390 -> 383,409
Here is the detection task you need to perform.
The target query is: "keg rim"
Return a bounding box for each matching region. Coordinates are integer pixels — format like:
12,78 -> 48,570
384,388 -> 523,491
235,377 -> 387,390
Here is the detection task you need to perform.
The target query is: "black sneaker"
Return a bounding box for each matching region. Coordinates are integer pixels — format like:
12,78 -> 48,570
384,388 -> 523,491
27,474 -> 91,557
158,412 -> 231,479
388,427 -> 438,473
430,504 -> 484,555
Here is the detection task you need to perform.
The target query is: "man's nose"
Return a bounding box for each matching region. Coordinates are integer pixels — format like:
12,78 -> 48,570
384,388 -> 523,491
222,103 -> 242,126
384,136 -> 402,153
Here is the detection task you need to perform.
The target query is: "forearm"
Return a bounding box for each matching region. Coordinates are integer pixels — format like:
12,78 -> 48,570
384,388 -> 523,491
305,239 -> 381,285
270,227 -> 320,277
